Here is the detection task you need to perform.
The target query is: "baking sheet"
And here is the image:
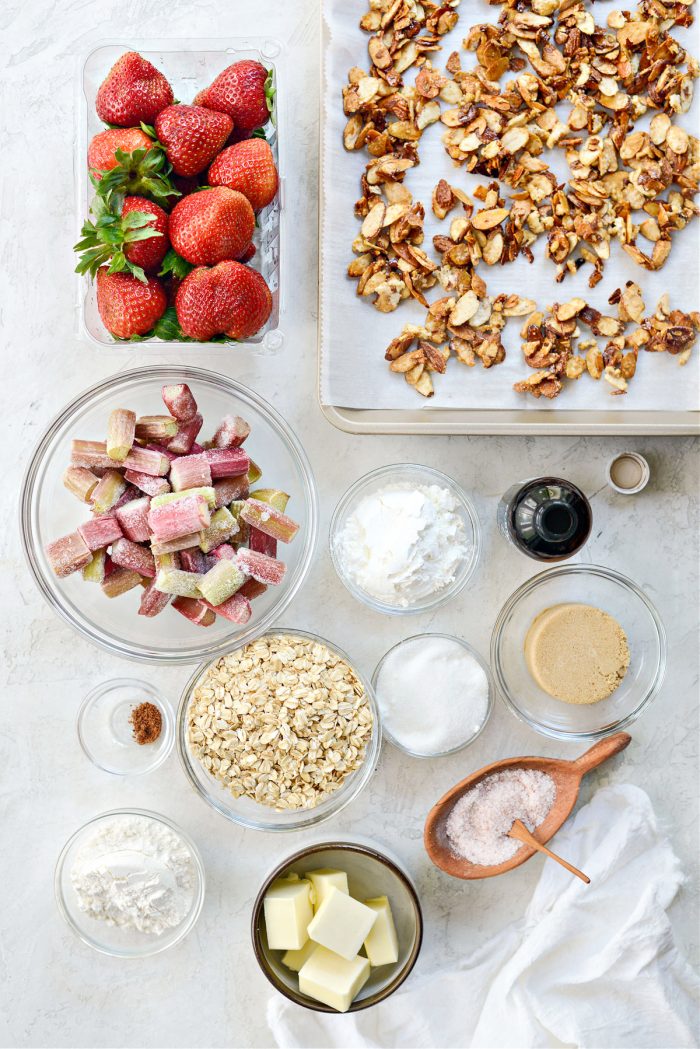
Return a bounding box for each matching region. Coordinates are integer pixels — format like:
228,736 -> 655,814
320,0 -> 700,415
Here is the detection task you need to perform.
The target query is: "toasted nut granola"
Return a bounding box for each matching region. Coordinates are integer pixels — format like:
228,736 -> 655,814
187,634 -> 373,812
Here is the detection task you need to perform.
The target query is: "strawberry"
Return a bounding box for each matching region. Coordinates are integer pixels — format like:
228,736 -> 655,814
169,187 -> 254,266
96,267 -> 167,338
154,105 -> 233,178
75,195 -> 169,281
175,261 -> 272,340
87,128 -> 153,178
95,52 -> 173,127
208,139 -> 278,210
194,60 -> 273,132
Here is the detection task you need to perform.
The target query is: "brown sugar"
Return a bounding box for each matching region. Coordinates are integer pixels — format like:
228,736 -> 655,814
129,701 -> 163,745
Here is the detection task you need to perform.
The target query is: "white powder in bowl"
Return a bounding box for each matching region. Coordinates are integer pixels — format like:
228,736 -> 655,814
374,635 -> 490,756
446,768 -> 556,866
335,484 -> 470,608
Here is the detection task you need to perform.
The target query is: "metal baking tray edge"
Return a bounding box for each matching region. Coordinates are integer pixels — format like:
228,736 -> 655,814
316,1 -> 699,437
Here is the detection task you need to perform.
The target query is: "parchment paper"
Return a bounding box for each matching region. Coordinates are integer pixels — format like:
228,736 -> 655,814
320,0 -> 700,412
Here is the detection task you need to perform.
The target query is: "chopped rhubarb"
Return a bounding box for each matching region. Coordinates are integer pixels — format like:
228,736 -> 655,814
170,453 -> 212,492
247,460 -> 262,485
199,506 -> 237,553
214,415 -> 251,449
150,531 -> 201,555
106,409 -> 136,462
154,567 -> 203,598
239,577 -> 267,600
250,488 -> 290,512
46,531 -> 92,577
71,439 -> 114,471
123,446 -> 170,477
111,538 -> 156,578
135,415 -> 178,442
212,544 -> 235,561
82,548 -> 107,584
78,515 -> 123,552
197,559 -> 246,606
213,477 -> 249,508
63,466 -> 99,503
249,525 -> 277,558
240,499 -> 299,544
101,567 -> 142,598
202,448 -> 250,479
236,548 -> 286,586
114,496 -> 151,543
230,500 -> 251,546
90,469 -> 128,515
146,442 -> 178,462
111,483 -> 141,512
138,580 -> 171,617
202,593 -> 252,624
151,486 -> 216,510
180,548 -> 212,573
172,596 -> 216,626
148,493 -> 210,542
124,470 -> 171,497
168,413 -> 204,455
162,383 -> 198,423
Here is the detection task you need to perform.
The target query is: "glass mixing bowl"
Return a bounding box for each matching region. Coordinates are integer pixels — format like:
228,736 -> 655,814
177,629 -> 382,831
20,366 -> 318,665
491,564 -> 667,741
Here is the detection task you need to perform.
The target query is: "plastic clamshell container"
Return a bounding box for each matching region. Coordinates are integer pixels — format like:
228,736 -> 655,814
77,39 -> 285,352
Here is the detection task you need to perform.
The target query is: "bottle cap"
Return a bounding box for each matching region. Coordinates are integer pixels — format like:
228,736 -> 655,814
606,452 -> 650,495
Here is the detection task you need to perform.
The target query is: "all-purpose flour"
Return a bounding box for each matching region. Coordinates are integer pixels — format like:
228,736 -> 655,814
70,815 -> 196,935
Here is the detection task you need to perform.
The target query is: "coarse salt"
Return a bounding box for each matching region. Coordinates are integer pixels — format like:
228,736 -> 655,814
375,635 -> 490,756
446,768 -> 556,865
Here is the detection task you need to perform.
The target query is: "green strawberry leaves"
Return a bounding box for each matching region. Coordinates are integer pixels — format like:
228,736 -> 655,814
74,196 -> 163,282
93,145 -> 180,207
264,69 -> 276,126
159,248 -> 193,280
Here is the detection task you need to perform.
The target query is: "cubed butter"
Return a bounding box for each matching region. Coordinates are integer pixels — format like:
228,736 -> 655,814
307,868 -> 349,912
363,896 -> 399,967
263,876 -> 313,951
307,886 -> 377,961
281,938 -> 317,973
299,945 -> 370,1013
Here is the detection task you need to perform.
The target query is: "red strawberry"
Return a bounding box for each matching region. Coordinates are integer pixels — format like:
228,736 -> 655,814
169,187 -> 254,266
194,60 -> 272,132
121,197 -> 169,272
96,52 -> 173,127
208,139 -> 278,210
154,105 -> 233,178
238,243 -> 256,264
96,268 -> 167,338
88,128 -> 154,178
175,261 -> 272,340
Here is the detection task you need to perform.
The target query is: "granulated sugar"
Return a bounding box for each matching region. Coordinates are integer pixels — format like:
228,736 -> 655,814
446,768 -> 556,865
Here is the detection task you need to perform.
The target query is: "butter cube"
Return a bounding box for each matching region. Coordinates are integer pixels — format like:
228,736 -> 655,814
307,868 -> 349,912
299,945 -> 370,1013
307,886 -> 377,961
281,938 -> 317,973
363,896 -> 399,967
263,876 -> 313,951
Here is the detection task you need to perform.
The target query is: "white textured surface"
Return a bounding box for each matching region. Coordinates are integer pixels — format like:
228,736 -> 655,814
1,1 -> 698,1047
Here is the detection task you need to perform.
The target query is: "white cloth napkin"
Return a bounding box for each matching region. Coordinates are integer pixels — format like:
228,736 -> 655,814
266,785 -> 699,1048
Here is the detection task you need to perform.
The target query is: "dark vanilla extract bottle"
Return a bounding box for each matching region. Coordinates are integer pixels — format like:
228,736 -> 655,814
497,477 -> 592,562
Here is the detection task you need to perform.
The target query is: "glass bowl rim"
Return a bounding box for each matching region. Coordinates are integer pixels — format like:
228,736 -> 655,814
54,806 -> 206,957
76,677 -> 175,776
19,364 -> 319,665
490,562 -> 667,742
176,627 -> 383,831
329,463 -> 482,616
372,632 -> 494,758
250,839 -> 423,1013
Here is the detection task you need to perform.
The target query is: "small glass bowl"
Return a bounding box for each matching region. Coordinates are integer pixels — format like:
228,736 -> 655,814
177,629 -> 382,831
372,634 -> 494,758
77,678 -> 174,776
20,365 -> 318,665
491,564 -> 667,741
55,808 -> 205,957
329,464 -> 481,616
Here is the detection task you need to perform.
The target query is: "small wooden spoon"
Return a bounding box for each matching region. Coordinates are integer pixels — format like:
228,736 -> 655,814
508,820 -> 590,884
424,731 -> 631,880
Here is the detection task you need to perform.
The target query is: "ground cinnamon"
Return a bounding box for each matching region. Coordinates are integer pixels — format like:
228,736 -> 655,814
129,701 -> 162,745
